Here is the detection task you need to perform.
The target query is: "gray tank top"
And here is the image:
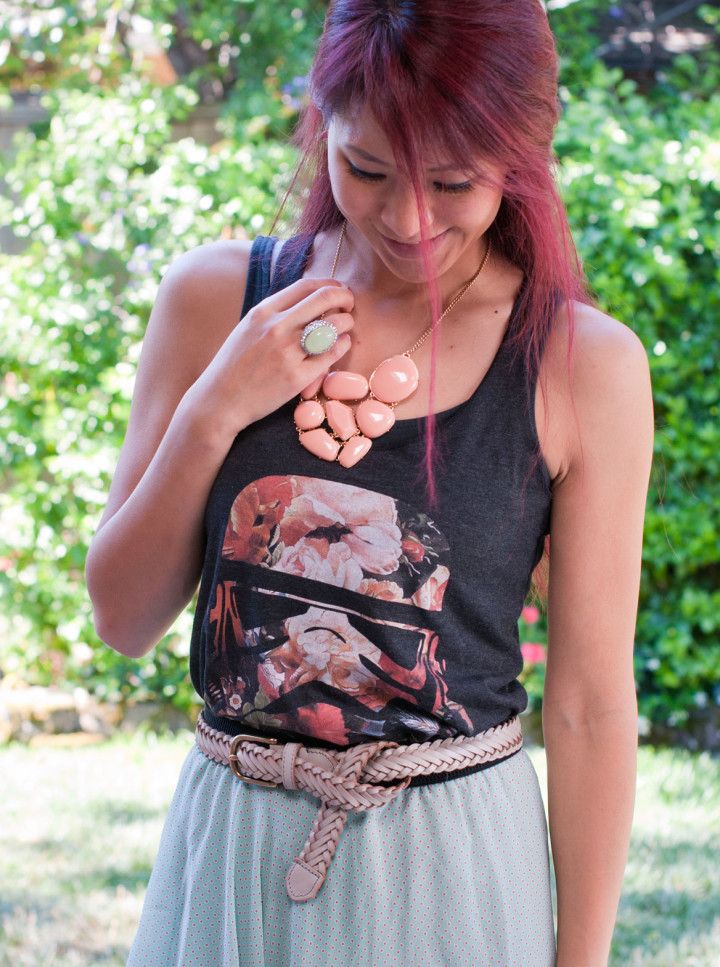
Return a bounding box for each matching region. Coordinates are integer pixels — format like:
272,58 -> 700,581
190,235 -> 552,747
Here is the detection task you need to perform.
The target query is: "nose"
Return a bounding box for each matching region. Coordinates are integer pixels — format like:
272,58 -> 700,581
379,180 -> 428,242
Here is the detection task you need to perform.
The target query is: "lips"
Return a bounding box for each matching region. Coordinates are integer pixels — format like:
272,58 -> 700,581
381,229 -> 450,259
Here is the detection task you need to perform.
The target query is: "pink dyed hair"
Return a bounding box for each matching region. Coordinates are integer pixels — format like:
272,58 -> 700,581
283,0 -> 590,500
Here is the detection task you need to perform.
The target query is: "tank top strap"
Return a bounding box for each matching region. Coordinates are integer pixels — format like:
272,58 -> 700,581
270,233 -> 315,294
239,236 -> 277,319
239,234 -> 316,320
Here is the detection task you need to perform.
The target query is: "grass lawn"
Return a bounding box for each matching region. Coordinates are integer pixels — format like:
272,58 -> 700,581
0,734 -> 718,966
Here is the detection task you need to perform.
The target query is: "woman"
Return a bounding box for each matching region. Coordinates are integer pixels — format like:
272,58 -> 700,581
86,1 -> 653,965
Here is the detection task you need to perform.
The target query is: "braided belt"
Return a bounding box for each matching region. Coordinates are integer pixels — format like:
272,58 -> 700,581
195,711 -> 522,903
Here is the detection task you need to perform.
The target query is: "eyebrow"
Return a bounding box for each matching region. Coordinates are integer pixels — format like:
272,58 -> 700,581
345,144 -> 463,174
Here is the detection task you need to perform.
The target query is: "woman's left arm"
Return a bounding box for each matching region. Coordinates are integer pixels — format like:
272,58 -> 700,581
539,304 -> 654,967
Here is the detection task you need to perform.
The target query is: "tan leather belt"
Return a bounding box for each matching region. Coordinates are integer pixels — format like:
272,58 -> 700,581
195,711 -> 522,902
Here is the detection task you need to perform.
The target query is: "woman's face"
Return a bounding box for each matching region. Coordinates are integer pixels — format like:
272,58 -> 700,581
326,103 -> 504,283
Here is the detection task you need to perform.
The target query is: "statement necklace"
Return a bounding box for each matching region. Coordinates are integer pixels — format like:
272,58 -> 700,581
294,221 -> 492,468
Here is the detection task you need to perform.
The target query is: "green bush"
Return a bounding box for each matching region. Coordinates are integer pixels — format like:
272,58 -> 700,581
0,2 -> 323,716
0,82 -> 299,713
550,12 -> 720,738
1,2 -> 719,742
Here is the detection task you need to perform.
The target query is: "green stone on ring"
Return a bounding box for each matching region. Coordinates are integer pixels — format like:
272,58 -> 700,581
301,320 -> 338,355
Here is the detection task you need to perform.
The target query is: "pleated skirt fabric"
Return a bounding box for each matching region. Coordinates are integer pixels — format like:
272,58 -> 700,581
127,745 -> 556,967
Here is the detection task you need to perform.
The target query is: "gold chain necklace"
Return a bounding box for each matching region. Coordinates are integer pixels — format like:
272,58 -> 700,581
294,221 -> 492,468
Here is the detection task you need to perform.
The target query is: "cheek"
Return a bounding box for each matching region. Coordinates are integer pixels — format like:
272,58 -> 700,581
327,158 -> 351,206
328,171 -> 373,220
487,189 -> 504,220
463,188 -> 503,227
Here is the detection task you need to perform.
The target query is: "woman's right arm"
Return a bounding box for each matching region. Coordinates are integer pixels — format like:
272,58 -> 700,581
85,240 -> 353,657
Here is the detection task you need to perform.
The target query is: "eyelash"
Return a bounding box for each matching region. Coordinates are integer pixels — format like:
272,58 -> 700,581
346,162 -> 474,195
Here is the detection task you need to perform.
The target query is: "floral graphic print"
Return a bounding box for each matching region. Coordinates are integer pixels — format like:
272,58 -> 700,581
204,475 -> 471,745
222,476 -> 450,608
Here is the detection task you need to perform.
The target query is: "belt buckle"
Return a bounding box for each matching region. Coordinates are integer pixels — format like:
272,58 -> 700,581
229,733 -> 279,788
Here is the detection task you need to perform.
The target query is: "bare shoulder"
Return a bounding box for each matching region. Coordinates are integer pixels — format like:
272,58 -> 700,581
162,237 -> 253,286
548,300 -> 650,388
140,238 -> 255,384
538,301 -> 653,481
156,239 -> 254,333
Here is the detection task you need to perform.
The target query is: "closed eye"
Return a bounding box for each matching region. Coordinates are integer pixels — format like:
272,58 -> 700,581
347,160 -> 474,195
347,161 -> 385,183
433,180 -> 474,194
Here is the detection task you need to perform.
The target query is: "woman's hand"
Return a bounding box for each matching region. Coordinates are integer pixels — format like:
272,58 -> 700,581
86,239 -> 354,657
187,276 -> 354,443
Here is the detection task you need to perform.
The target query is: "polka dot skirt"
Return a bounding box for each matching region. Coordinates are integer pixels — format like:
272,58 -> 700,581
127,747 -> 556,966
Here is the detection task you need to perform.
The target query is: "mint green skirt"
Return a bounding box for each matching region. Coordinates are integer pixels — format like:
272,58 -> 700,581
127,745 -> 555,967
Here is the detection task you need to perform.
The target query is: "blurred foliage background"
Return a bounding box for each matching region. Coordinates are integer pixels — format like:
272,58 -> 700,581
1,1 -> 719,746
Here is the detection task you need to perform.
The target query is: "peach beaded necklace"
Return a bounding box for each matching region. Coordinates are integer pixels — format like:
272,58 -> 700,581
294,221 -> 492,468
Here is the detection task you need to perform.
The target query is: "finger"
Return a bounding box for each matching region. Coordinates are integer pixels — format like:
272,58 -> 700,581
277,282 -> 355,324
324,331 -> 352,365
260,277 -> 352,314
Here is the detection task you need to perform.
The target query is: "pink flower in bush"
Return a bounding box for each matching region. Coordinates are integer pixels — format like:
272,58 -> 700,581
521,605 -> 541,625
521,642 -> 547,665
